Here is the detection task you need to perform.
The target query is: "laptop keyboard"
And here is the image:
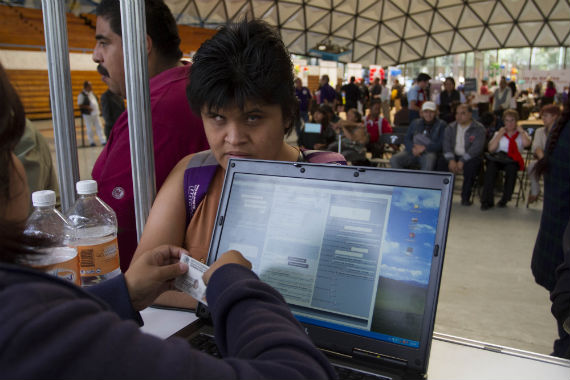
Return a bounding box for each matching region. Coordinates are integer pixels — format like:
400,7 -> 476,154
189,333 -> 221,358
190,333 -> 390,380
332,364 -> 391,380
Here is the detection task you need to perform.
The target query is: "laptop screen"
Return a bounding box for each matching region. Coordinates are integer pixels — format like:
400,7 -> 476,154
213,172 -> 442,350
304,122 -> 322,133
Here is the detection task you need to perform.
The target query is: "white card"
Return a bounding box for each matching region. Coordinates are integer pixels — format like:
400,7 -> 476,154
174,253 -> 209,305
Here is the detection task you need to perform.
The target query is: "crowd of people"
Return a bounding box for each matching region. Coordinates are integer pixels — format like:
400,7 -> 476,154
294,72 -> 567,211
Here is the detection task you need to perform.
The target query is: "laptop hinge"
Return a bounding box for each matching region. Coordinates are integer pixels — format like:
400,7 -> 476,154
352,347 -> 408,368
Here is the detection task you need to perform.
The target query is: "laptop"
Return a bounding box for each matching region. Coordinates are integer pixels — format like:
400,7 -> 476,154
174,158 -> 454,379
300,122 -> 324,149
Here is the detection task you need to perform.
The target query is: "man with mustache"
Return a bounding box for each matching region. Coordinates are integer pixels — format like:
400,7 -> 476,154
91,0 -> 209,271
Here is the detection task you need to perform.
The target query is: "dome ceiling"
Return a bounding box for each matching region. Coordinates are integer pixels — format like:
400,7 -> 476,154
82,0 -> 570,65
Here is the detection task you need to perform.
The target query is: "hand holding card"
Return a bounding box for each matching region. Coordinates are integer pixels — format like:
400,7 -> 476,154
174,253 -> 209,305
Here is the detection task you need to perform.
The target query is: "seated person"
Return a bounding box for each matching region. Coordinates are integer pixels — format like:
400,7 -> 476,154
0,61 -> 334,379
14,119 -> 60,210
393,95 -> 410,127
132,19 -> 346,309
480,109 -> 531,210
390,101 -> 446,171
298,105 -> 336,150
527,104 -> 561,204
442,104 -> 486,206
327,108 -> 369,165
365,99 -> 393,157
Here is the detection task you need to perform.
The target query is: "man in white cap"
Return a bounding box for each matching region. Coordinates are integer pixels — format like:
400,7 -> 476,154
390,101 -> 446,171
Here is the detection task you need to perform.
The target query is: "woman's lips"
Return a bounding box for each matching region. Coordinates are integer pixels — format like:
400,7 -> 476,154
225,152 -> 251,159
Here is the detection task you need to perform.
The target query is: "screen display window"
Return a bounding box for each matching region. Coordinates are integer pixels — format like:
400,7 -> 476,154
216,174 -> 441,348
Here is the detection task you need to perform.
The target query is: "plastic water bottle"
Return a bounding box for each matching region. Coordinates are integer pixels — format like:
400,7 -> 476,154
66,180 -> 120,287
25,190 -> 80,286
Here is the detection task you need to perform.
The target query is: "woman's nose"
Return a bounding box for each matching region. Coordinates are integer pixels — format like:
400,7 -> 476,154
224,123 -> 246,145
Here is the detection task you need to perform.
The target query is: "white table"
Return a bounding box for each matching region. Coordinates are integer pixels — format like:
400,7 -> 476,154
140,308 -> 570,379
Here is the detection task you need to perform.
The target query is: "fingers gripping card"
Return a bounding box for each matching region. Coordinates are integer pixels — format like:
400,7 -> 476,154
175,253 -> 209,305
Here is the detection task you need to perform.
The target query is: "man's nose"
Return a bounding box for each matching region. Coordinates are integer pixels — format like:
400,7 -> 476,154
92,46 -> 101,63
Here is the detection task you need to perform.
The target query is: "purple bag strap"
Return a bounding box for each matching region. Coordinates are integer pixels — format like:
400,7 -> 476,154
300,148 -> 347,165
183,150 -> 219,228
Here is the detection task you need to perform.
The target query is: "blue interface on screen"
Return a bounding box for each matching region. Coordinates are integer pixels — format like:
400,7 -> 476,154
217,174 -> 441,349
304,123 -> 322,133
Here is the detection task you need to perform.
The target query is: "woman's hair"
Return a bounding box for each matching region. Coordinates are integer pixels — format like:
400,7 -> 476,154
0,63 -> 45,263
508,81 -> 516,96
546,80 -> 554,89
534,99 -> 569,177
348,108 -> 362,123
187,19 -> 297,134
541,104 -> 561,117
0,64 -> 25,205
502,109 -> 519,122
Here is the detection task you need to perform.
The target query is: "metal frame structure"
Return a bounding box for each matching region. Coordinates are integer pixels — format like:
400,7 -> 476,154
42,0 -> 155,242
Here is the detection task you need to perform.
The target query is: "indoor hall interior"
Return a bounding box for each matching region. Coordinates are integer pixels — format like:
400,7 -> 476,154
33,117 -> 556,356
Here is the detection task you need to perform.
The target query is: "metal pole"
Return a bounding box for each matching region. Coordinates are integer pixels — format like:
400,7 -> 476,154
41,1 -> 80,212
120,0 -> 156,242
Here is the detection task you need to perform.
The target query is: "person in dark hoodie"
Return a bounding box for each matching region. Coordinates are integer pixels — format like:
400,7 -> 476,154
0,57 -> 335,380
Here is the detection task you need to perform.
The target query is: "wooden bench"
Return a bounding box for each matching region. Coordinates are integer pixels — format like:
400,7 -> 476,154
7,69 -> 108,120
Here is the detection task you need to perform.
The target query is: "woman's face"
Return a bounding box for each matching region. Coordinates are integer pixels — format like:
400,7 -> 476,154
2,153 -> 29,222
503,116 -> 517,132
542,112 -> 557,128
313,110 -> 324,123
201,102 -> 289,169
347,110 -> 358,122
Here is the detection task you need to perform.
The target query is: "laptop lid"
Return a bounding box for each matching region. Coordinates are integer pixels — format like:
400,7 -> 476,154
207,159 -> 454,375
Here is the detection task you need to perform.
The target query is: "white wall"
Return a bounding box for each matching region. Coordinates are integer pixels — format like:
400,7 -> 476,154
0,50 -> 97,71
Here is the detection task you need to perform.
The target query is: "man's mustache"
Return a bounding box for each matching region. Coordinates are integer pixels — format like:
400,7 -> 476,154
97,65 -> 110,77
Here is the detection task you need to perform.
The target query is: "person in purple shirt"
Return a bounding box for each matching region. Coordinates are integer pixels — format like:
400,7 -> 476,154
91,0 -> 209,271
294,77 -> 312,123
318,74 -> 337,106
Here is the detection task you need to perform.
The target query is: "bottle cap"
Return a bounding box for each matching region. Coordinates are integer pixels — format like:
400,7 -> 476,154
76,180 -> 98,195
32,190 -> 56,207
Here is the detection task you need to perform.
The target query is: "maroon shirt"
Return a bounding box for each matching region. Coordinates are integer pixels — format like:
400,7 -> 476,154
92,63 -> 209,271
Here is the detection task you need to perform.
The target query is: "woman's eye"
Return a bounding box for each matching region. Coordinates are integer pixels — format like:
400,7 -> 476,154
247,115 -> 261,122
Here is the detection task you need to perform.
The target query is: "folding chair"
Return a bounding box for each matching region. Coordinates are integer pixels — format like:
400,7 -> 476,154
514,124 -> 539,207
368,133 -> 405,167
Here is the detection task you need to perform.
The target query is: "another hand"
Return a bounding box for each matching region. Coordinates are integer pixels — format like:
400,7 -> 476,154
456,160 -> 464,173
124,245 -> 189,311
498,127 -> 506,136
448,160 -> 457,173
412,144 -> 426,157
202,250 -> 252,285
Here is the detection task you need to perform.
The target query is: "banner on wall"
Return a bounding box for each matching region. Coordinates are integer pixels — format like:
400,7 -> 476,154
518,69 -> 570,91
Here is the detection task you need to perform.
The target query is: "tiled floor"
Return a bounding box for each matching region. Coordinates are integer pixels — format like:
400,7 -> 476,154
34,118 -> 558,355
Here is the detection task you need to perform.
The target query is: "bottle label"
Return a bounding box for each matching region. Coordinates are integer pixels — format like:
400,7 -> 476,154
77,237 -> 120,279
33,247 -> 81,286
